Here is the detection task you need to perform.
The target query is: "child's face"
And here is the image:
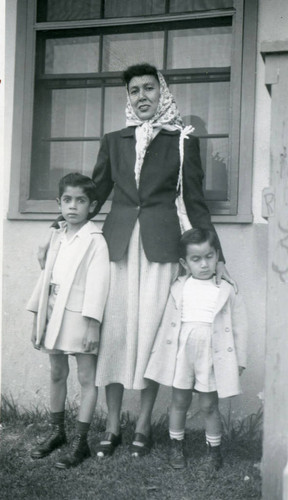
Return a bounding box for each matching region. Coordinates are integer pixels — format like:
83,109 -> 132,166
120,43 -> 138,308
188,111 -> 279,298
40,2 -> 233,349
57,186 -> 96,228
180,241 -> 219,280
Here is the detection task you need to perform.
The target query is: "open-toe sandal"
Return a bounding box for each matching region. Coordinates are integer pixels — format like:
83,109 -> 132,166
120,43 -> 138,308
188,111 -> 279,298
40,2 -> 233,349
96,432 -> 122,458
130,432 -> 153,457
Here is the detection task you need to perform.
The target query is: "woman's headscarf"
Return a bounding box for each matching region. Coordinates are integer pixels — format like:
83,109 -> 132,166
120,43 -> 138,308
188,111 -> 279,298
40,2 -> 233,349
125,71 -> 184,187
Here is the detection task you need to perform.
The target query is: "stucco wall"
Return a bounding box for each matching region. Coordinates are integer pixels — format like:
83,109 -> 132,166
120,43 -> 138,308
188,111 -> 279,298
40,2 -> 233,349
2,0 -> 285,423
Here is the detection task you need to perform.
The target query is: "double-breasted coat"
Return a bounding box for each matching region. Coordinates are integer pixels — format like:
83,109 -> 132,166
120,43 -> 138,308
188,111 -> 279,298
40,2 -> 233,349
144,276 -> 248,398
92,127 -> 224,263
27,221 -> 110,351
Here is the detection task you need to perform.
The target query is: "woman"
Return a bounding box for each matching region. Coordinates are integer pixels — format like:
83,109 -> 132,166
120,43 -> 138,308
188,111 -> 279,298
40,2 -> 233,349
90,63 -> 235,457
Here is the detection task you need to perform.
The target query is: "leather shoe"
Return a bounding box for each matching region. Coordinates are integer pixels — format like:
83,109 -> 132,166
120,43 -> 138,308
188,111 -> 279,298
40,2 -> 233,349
55,434 -> 91,469
130,432 -> 153,457
31,424 -> 67,459
96,432 -> 122,458
169,439 -> 187,469
197,443 -> 223,478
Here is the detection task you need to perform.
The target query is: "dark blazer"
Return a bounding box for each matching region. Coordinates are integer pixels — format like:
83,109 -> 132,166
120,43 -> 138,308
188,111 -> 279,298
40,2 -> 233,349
92,127 -> 224,263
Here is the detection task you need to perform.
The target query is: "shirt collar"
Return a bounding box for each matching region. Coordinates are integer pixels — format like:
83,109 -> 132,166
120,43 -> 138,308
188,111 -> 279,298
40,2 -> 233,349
58,220 -> 94,242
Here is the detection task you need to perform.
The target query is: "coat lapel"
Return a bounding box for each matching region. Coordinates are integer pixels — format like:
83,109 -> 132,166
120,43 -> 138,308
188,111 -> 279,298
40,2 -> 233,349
43,225 -> 95,346
213,280 -> 231,318
170,275 -> 188,310
52,226 -> 94,308
36,231 -> 62,342
119,127 -> 140,202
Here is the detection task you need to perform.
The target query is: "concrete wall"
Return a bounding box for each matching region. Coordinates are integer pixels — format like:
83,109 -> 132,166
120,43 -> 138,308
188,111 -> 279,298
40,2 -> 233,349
2,0 -> 282,423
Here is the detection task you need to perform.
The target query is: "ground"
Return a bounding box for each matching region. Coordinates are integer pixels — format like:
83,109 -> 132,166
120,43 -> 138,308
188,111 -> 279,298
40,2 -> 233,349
0,400 -> 262,500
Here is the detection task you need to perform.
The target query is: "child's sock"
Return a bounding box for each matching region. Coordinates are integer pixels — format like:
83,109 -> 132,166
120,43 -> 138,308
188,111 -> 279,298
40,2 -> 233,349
30,411 -> 66,459
50,411 -> 65,428
169,429 -> 185,441
205,433 -> 221,447
76,420 -> 91,438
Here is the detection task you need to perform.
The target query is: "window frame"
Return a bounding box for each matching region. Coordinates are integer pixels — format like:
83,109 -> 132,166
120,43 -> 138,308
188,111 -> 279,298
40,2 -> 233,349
8,0 -> 257,222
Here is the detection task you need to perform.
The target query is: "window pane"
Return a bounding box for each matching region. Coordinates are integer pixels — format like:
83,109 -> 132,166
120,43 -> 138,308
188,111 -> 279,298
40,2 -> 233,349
200,138 -> 229,201
30,142 -> 100,200
104,87 -> 126,134
102,32 -> 164,72
167,27 -> 232,69
104,0 -> 165,18
30,85 -> 101,199
45,37 -> 100,74
170,82 -> 230,135
37,0 -> 101,22
51,88 -> 101,138
169,0 -> 234,12
170,82 -> 230,201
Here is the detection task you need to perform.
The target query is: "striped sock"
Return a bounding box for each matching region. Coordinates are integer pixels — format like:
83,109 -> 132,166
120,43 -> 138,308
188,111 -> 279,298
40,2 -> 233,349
169,429 -> 185,441
206,433 -> 221,447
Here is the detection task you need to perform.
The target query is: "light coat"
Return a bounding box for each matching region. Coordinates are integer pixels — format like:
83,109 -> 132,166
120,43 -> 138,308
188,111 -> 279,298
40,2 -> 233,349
27,221 -> 110,350
144,276 -> 248,398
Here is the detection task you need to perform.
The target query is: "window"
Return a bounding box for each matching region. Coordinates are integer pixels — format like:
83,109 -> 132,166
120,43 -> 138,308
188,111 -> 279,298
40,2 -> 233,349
9,0 -> 257,222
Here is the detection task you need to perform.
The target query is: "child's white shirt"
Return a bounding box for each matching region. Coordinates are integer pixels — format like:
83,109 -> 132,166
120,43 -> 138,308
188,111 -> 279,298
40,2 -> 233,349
52,222 -> 89,286
181,275 -> 220,323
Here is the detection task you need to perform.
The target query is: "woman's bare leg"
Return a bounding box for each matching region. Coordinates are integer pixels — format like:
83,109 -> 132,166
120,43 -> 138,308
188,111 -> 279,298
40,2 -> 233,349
105,383 -> 124,436
134,380 -> 159,437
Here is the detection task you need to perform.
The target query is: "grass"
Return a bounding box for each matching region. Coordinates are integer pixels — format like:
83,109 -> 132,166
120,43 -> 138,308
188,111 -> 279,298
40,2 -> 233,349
0,395 -> 262,500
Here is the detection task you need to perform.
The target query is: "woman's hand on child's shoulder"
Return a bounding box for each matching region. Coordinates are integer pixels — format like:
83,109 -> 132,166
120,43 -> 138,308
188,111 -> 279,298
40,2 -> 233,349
215,261 -> 238,294
82,319 -> 100,353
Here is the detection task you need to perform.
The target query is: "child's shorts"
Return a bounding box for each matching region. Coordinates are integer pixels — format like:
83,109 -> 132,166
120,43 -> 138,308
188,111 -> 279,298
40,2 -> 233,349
40,285 -> 98,356
173,321 -> 217,393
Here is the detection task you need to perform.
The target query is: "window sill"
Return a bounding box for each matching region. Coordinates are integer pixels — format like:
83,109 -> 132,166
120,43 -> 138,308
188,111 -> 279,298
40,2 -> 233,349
6,210 -> 253,224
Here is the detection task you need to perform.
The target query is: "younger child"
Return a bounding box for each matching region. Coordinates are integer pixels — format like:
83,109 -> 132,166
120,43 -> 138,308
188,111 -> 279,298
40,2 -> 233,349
145,228 -> 247,473
27,173 -> 110,469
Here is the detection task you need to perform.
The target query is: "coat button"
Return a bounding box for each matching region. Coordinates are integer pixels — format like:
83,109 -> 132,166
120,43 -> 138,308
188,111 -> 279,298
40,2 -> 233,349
166,340 -> 172,344
225,327 -> 230,332
171,322 -> 176,327
227,347 -> 233,352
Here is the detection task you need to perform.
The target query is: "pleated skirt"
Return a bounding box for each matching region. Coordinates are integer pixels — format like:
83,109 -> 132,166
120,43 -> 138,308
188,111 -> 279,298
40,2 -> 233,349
95,220 -> 179,390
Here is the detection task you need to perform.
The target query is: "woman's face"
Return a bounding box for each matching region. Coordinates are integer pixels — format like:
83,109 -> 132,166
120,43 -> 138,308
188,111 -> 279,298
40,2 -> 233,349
128,75 -> 161,121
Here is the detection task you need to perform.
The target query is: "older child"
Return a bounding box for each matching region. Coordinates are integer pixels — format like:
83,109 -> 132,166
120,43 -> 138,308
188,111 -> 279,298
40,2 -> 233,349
27,173 -> 110,469
145,228 -> 247,472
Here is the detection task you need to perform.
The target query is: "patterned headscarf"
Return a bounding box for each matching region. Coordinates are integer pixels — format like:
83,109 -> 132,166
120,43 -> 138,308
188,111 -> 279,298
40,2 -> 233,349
125,71 -> 184,187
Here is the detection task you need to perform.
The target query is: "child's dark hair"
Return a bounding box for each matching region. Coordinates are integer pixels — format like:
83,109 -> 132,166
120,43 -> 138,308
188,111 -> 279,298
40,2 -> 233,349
58,172 -> 98,203
123,63 -> 159,88
179,228 -> 219,259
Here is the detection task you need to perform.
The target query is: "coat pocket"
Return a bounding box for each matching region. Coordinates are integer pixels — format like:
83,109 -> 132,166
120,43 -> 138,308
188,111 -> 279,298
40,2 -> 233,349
65,285 -> 85,312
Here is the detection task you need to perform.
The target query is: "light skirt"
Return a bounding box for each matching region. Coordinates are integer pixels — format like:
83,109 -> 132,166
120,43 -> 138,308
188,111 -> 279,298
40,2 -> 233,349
95,220 -> 179,390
